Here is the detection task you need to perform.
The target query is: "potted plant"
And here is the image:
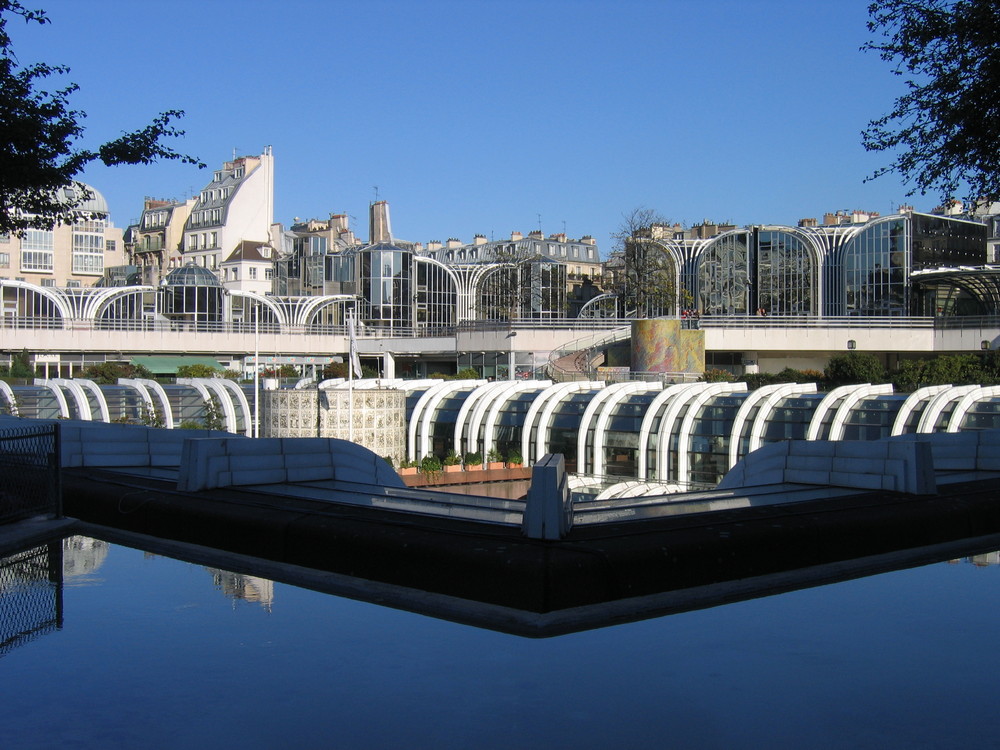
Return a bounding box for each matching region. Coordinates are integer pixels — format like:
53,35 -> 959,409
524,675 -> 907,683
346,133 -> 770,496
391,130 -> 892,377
420,454 -> 442,475
398,458 -> 418,476
464,451 -> 483,470
443,449 -> 462,472
486,447 -> 504,470
506,448 -> 523,467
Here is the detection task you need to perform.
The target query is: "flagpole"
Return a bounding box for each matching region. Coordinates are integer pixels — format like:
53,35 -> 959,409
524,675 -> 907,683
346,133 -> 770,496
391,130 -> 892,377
253,306 -> 260,438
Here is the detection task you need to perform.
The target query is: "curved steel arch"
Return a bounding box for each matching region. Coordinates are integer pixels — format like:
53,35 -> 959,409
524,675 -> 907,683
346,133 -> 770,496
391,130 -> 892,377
0,280 -> 72,320
827,384 -> 895,441
742,383 -> 818,461
948,385 -> 1000,432
454,381 -> 512,456
74,378 -> 111,422
0,381 -> 18,416
675,382 -> 747,486
806,384 -> 871,441
86,285 -> 157,321
51,378 -> 93,420
590,382 -> 663,478
917,384 -> 978,433
409,380 -> 481,461
292,294 -> 356,328
576,381 -> 636,475
654,383 -> 714,482
229,290 -> 290,328
481,381 -> 552,458
526,381 -> 604,464
32,378 -> 70,418
890,385 -> 951,436
637,382 -> 705,480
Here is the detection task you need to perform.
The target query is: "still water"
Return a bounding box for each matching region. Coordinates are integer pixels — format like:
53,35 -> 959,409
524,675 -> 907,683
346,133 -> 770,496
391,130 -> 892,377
2,535 -> 999,749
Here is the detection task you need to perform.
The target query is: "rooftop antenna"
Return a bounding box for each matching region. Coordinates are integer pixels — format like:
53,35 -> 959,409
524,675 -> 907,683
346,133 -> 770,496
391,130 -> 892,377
537,213 -> 542,233
562,219 -> 567,235
373,185 -> 380,203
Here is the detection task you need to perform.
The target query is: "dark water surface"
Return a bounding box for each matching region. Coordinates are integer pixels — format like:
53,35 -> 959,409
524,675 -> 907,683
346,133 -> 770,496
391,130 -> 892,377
2,536 -> 999,749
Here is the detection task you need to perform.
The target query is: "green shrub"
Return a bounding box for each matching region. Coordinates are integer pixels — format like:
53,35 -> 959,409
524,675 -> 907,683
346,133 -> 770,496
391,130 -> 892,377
420,454 -> 442,473
464,451 -> 482,467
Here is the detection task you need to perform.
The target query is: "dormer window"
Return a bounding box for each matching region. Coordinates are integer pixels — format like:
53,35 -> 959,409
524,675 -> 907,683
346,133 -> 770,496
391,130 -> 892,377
234,168 -> 244,179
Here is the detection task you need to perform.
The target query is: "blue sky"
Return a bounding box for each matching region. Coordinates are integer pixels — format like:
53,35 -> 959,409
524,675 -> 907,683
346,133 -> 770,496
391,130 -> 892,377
11,0 -> 922,256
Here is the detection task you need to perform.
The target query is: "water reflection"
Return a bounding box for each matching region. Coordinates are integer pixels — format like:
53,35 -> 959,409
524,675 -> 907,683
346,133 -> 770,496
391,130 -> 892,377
0,541 -> 62,657
207,568 -> 274,612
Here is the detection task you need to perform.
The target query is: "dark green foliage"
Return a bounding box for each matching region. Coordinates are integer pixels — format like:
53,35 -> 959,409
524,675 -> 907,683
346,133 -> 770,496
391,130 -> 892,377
824,352 -> 887,386
863,0 -> 1000,204
701,368 -> 736,383
80,361 -> 153,384
0,0 -> 203,235
202,394 -> 225,431
464,451 -> 483,467
175,363 -> 220,379
892,353 -> 1000,390
9,348 -> 33,378
419,454 -> 442,473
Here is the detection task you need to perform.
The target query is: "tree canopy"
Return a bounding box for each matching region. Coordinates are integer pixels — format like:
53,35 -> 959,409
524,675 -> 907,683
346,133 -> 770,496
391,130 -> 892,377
862,0 -> 1000,206
0,0 -> 203,235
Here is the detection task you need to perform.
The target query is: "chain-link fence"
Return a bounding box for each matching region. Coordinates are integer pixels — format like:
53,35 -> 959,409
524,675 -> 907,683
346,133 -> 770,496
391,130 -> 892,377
0,542 -> 62,657
0,424 -> 61,524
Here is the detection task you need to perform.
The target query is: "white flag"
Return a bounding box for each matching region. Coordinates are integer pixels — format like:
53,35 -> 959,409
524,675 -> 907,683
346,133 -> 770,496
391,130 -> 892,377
348,314 -> 362,379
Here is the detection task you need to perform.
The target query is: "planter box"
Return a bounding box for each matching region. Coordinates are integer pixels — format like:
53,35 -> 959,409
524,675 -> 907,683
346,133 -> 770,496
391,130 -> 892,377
487,462 -> 504,471
444,464 -> 463,473
399,467 -> 417,476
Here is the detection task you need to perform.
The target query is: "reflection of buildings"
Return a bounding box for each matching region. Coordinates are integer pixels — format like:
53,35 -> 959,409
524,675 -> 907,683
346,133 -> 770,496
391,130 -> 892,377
62,535 -> 109,578
950,550 -> 1000,567
207,568 -> 273,612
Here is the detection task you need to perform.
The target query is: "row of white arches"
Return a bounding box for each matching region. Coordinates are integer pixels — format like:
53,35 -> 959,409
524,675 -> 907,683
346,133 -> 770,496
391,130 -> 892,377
5,376 -> 1000,488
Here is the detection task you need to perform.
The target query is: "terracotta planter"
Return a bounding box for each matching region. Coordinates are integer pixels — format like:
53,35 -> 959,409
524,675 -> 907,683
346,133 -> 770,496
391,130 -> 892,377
399,467 -> 417,476
487,461 -> 504,471
465,464 -> 483,471
444,463 -> 463,473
